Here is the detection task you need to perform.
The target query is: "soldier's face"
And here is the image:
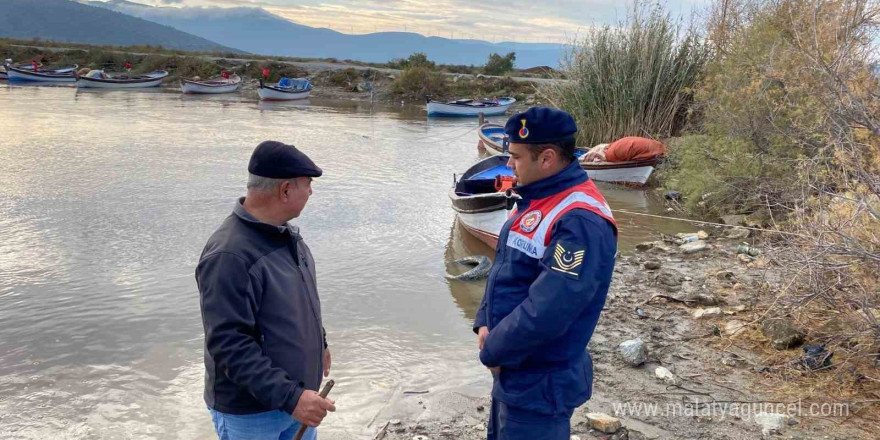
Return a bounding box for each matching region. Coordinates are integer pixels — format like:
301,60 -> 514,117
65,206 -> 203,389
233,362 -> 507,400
507,142 -> 551,186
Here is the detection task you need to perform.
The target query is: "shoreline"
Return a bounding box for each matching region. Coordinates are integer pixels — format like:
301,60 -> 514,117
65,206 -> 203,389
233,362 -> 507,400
364,230 -> 872,440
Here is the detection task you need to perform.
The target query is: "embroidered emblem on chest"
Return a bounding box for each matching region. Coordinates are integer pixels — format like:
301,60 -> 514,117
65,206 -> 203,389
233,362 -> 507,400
519,210 -> 543,233
551,242 -> 585,277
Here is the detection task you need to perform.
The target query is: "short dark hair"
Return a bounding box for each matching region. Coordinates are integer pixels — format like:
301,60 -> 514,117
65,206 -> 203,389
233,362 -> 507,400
525,137 -> 577,163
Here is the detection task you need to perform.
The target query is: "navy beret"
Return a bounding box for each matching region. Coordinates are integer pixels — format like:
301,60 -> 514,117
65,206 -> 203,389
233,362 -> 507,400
504,107 -> 577,144
248,141 -> 322,179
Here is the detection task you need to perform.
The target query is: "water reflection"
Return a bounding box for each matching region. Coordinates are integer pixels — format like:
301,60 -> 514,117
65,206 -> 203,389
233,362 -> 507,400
444,220 -> 494,320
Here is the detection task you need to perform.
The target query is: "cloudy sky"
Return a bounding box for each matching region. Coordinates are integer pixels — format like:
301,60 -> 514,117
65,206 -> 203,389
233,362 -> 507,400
111,0 -> 709,43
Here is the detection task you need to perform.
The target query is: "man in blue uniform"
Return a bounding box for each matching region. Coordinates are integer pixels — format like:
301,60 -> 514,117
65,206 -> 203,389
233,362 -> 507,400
475,108 -> 618,440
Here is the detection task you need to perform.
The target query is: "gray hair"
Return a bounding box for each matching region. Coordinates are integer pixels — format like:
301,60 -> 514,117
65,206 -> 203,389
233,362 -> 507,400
247,174 -> 296,192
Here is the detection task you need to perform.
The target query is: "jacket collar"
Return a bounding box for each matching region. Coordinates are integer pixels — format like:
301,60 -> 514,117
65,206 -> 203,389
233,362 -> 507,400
514,160 -> 588,201
233,197 -> 300,237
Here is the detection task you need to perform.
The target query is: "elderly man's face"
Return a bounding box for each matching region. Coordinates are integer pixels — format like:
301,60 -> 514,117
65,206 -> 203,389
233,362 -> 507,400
282,176 -> 313,218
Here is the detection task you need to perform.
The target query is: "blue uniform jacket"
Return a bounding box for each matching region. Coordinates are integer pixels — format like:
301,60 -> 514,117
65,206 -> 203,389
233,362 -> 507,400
474,160 -> 617,415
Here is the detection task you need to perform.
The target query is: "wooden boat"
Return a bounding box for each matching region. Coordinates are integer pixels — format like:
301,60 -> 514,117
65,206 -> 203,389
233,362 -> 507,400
427,97 -> 515,117
449,155 -> 519,249
76,70 -> 168,88
6,64 -> 78,83
181,74 -> 241,94
477,123 -> 660,186
258,78 -> 312,101
0,61 -> 42,80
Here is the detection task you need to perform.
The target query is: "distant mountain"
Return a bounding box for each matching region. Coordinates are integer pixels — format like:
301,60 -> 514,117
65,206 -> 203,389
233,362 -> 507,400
87,1 -> 565,68
0,0 -> 238,53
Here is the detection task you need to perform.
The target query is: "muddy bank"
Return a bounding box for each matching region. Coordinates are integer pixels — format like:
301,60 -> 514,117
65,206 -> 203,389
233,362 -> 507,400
360,229 -> 872,440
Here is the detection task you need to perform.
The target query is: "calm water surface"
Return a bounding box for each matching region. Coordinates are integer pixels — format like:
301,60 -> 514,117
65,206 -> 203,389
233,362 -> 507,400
0,85 -> 687,439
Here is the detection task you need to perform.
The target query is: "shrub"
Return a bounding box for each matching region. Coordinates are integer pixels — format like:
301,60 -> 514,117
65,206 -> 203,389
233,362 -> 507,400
483,52 -> 516,75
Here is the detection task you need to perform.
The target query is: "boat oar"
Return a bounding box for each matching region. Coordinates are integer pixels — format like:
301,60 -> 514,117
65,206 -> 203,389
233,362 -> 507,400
293,379 -> 335,440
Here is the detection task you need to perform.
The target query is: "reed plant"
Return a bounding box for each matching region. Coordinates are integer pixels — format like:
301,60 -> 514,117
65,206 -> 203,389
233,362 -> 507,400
542,2 -> 710,147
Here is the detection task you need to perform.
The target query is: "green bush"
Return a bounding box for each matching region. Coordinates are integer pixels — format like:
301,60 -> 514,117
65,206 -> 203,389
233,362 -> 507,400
484,52 -> 515,76
390,66 -> 447,100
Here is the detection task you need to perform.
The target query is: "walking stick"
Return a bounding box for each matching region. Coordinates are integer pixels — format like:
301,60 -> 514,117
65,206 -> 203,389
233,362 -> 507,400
293,379 -> 335,440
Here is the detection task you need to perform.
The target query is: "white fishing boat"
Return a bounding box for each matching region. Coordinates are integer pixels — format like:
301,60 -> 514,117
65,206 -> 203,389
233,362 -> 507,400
6,64 -> 77,83
258,78 -> 312,101
449,155 -> 519,249
75,70 -> 168,88
428,97 -> 515,117
181,74 -> 241,94
478,123 -> 660,186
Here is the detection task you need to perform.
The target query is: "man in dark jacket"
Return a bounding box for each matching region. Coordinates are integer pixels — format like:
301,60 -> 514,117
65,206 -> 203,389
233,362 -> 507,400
475,108 -> 618,440
197,140 -> 334,440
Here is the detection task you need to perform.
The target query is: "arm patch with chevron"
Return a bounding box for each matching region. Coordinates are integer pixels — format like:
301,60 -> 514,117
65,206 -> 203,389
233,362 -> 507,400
550,241 -> 585,279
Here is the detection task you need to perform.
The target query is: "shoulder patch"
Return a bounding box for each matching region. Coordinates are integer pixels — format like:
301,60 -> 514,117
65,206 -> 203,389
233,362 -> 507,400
550,241 -> 585,278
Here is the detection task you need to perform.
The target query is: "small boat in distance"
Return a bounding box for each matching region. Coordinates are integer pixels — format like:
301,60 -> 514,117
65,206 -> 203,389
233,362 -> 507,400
427,97 -> 515,117
449,155 -> 519,249
6,64 -> 78,83
181,73 -> 241,94
258,78 -> 312,101
75,70 -> 168,88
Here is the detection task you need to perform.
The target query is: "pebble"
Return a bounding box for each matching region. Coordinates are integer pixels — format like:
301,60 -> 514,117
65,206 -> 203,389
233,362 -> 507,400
754,412 -> 789,437
644,260 -> 662,270
654,366 -> 678,385
586,412 -> 622,434
617,338 -> 648,366
724,320 -> 748,336
693,307 -> 723,319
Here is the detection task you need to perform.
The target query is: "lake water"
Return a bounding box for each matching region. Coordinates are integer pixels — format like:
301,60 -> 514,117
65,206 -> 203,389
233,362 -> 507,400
0,85 -> 687,439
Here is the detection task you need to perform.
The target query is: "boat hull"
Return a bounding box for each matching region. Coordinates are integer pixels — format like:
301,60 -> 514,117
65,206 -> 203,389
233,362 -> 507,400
181,82 -> 240,94
258,87 -> 311,101
428,102 -> 512,117
479,128 -> 657,186
456,209 -> 510,249
76,72 -> 167,89
7,66 -> 76,83
181,75 -> 241,94
581,161 -> 656,186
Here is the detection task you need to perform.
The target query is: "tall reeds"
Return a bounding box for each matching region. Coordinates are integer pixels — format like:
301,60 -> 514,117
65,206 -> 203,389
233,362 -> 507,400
542,2 -> 710,147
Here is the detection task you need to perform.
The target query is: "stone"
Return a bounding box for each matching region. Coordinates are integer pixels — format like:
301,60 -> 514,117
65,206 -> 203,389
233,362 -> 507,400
754,412 -> 789,437
635,241 -> 656,252
643,260 -> 662,270
693,307 -> 723,319
724,305 -> 748,314
686,293 -> 721,306
390,419 -> 402,425
570,436 -> 581,440
715,270 -> 737,282
721,214 -> 746,226
585,413 -> 621,434
738,254 -> 755,264
654,366 -> 678,385
726,228 -> 751,239
413,436 -> 430,440
663,190 -> 682,201
679,240 -> 709,254
725,320 -> 748,336
472,423 -> 486,431
617,338 -> 648,366
761,318 -> 806,350
655,268 -> 684,287
697,230 -> 709,239
745,208 -> 772,228
721,355 -> 740,366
